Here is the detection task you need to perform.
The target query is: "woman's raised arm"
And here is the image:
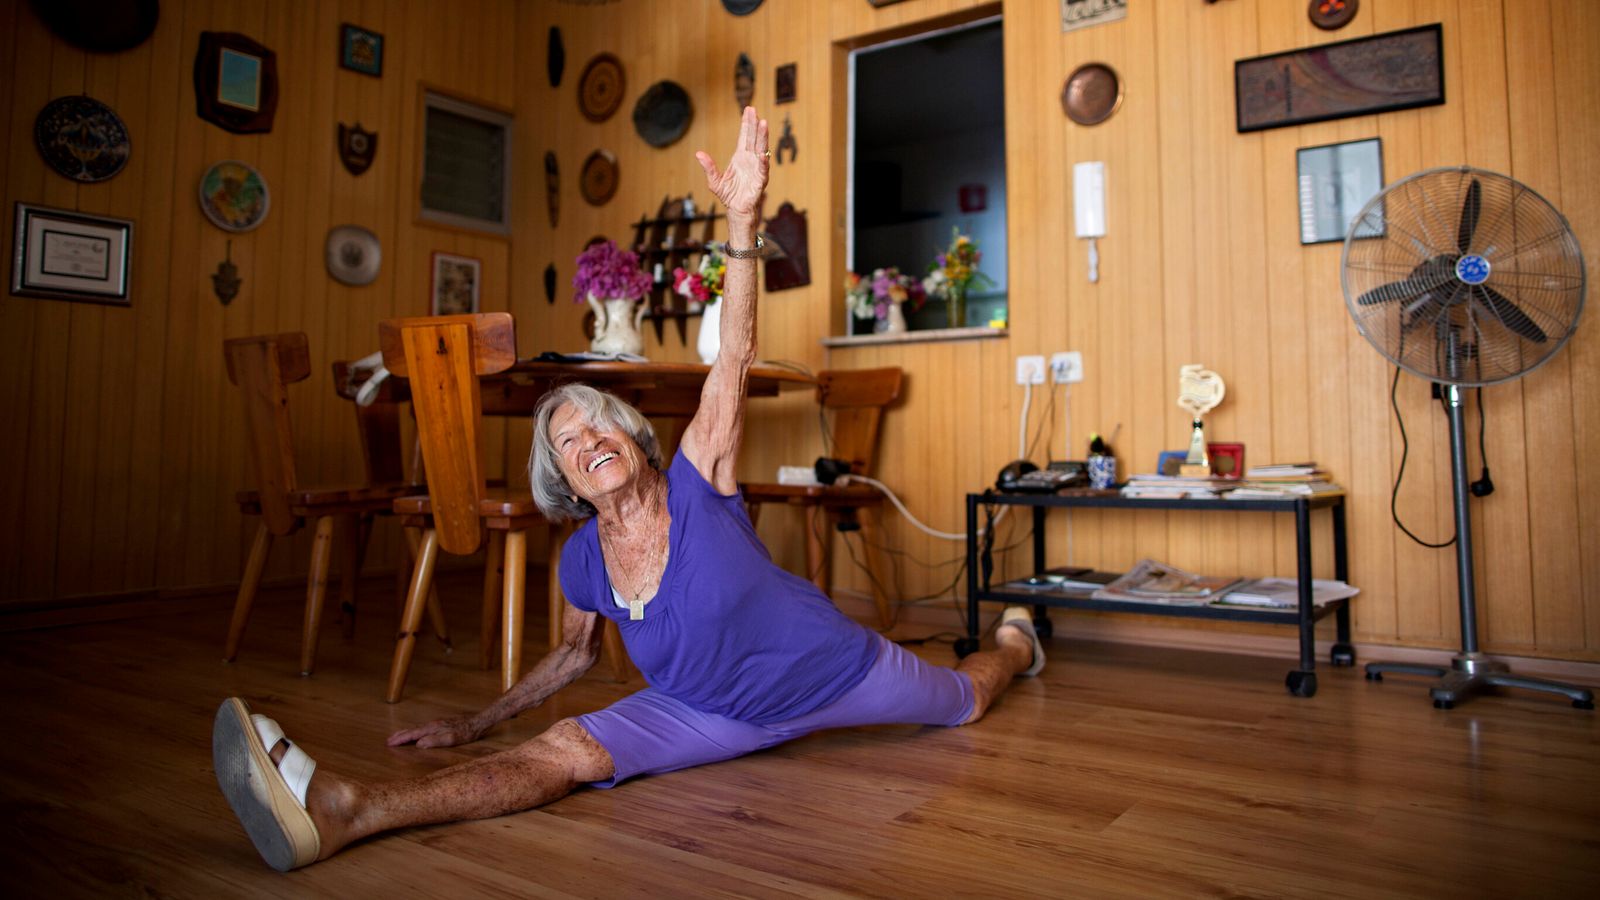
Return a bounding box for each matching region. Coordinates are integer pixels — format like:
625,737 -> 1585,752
680,106 -> 770,493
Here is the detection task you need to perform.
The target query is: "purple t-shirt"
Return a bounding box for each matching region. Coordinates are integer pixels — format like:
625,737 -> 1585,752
559,449 -> 879,725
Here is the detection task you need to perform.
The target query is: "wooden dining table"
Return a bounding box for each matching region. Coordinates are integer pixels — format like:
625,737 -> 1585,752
338,356 -> 818,665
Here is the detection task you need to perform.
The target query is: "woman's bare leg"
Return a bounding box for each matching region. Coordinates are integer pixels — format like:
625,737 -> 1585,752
957,622 -> 1037,724
284,718 -> 613,861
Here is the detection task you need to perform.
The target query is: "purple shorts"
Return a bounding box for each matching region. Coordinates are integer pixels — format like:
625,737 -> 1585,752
576,632 -> 974,787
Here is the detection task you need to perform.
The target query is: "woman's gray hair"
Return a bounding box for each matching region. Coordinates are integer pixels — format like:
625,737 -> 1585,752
528,383 -> 662,521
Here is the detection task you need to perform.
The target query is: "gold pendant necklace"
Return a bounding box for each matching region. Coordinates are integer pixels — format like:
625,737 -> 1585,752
604,526 -> 665,622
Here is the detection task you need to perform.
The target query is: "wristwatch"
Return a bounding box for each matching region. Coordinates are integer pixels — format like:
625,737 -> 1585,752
722,232 -> 780,259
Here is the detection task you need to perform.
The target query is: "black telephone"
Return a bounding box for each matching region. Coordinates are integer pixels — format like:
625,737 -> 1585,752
996,460 -> 1087,493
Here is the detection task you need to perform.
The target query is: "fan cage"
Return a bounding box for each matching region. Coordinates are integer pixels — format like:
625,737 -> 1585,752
1341,166 -> 1585,387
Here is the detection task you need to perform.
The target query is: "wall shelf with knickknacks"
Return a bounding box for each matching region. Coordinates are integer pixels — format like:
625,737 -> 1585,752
630,195 -> 722,345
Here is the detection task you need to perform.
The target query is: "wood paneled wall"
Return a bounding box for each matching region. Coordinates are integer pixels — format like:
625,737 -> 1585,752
4,1 -> 1596,663
0,0 -> 520,604
514,0 -> 1600,662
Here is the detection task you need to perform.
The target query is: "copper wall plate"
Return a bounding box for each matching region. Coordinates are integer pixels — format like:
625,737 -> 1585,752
1061,62 -> 1123,126
1308,0 -> 1358,30
633,81 -> 693,148
578,53 -> 625,123
580,149 -> 618,206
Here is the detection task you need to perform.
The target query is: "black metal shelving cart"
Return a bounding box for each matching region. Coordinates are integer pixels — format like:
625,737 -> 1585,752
960,491 -> 1355,697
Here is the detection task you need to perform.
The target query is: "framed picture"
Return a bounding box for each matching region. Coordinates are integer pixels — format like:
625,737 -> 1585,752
193,32 -> 278,134
340,24 -> 383,77
430,252 -> 480,316
1235,24 -> 1443,133
1156,450 -> 1188,477
1297,138 -> 1383,245
1207,442 -> 1245,479
11,202 -> 133,305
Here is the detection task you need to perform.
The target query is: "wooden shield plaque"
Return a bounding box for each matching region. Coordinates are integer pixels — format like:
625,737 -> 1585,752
762,202 -> 810,292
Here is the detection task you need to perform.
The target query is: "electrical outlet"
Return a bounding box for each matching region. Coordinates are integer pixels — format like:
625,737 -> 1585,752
1051,351 -> 1084,384
1015,354 -> 1046,386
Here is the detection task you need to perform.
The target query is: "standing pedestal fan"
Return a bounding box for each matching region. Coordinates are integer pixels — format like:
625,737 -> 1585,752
1341,166 -> 1593,710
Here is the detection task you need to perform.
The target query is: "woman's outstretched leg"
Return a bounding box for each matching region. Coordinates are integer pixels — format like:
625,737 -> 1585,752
958,608 -> 1043,723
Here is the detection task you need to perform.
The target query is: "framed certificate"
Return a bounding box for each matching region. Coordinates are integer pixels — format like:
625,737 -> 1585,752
11,202 -> 133,305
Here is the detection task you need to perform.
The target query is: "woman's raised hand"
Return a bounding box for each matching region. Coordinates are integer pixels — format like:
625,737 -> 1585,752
695,106 -> 769,224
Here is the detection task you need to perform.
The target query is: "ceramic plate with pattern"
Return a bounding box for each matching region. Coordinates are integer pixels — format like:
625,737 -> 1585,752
578,53 -> 625,123
198,160 -> 270,232
34,95 -> 131,182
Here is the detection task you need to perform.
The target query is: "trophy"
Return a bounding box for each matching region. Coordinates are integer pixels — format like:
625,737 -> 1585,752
1176,364 -> 1225,477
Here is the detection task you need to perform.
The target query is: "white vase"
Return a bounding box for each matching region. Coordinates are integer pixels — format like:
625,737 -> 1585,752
697,299 -> 721,364
883,302 -> 908,334
587,295 -> 647,356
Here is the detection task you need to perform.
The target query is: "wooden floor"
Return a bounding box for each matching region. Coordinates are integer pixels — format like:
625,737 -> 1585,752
2,574 -> 1597,899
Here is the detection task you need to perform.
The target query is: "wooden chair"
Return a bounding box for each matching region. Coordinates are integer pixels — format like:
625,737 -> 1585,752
223,333 -> 417,674
378,313 -> 545,702
741,368 -> 903,629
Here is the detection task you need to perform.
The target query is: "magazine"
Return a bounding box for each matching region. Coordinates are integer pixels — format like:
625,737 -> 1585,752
1090,558 -> 1243,606
1211,577 -> 1359,609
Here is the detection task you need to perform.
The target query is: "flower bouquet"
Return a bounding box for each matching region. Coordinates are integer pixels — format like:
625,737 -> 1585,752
922,228 -> 994,328
671,245 -> 726,310
844,267 -> 925,334
572,240 -> 653,355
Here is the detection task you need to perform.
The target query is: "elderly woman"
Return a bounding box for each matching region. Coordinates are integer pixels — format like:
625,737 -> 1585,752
212,107 -> 1044,872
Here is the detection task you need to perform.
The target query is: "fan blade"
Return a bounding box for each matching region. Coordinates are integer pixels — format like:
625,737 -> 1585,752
1356,257 -> 1456,306
1475,284 -> 1547,343
1457,178 -> 1481,253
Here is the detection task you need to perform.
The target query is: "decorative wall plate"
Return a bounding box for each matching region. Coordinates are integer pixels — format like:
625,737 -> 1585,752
633,81 -> 693,148
198,160 -> 270,232
29,0 -> 159,52
722,0 -> 764,14
1308,0 -> 1358,30
34,95 -> 130,183
580,150 -> 618,206
578,53 -> 625,123
325,225 -> 381,285
1061,62 -> 1122,126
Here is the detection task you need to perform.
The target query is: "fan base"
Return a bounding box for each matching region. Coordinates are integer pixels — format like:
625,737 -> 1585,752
1365,655 -> 1594,710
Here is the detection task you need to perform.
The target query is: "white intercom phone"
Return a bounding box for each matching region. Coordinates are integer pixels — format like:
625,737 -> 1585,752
1073,161 -> 1106,283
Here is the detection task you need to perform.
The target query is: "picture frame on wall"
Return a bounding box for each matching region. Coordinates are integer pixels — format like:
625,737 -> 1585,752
340,24 -> 383,77
193,31 -> 279,134
1234,23 -> 1443,133
430,252 -> 481,316
11,202 -> 133,306
1297,137 -> 1384,245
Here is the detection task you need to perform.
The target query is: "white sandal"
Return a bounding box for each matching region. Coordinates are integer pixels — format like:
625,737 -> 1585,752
212,697 -> 322,871
1000,607 -> 1047,677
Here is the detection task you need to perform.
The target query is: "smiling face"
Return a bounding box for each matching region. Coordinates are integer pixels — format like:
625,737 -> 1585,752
548,401 -> 648,503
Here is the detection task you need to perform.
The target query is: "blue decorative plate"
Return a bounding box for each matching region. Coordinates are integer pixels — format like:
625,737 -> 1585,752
34,95 -> 131,183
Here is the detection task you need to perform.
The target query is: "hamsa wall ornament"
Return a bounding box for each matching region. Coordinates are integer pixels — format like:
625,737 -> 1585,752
338,122 -> 376,175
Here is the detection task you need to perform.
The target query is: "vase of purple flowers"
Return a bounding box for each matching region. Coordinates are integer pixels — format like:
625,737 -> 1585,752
573,240 -> 653,356
843,267 -> 925,335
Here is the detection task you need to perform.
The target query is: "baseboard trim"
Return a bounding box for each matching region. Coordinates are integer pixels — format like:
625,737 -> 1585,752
833,591 -> 1600,686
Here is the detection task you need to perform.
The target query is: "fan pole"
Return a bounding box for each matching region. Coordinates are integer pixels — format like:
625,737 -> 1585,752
1444,384 -> 1481,655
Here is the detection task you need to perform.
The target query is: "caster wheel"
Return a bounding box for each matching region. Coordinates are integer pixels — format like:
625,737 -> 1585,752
1434,699 -> 1454,710
1365,670 -> 1382,682
1330,643 -> 1355,667
1575,700 -> 1594,710
1285,671 -> 1317,697
1033,617 -> 1054,639
953,637 -> 980,658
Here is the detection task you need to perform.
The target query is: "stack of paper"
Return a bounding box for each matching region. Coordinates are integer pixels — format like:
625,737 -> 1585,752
1212,577 -> 1360,609
1227,461 -> 1342,499
1120,474 -> 1233,499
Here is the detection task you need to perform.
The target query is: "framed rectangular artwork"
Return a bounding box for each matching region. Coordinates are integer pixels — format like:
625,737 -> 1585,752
341,24 -> 383,77
1297,137 -> 1384,245
11,202 -> 134,305
194,31 -> 278,134
1235,24 -> 1444,133
430,252 -> 480,316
